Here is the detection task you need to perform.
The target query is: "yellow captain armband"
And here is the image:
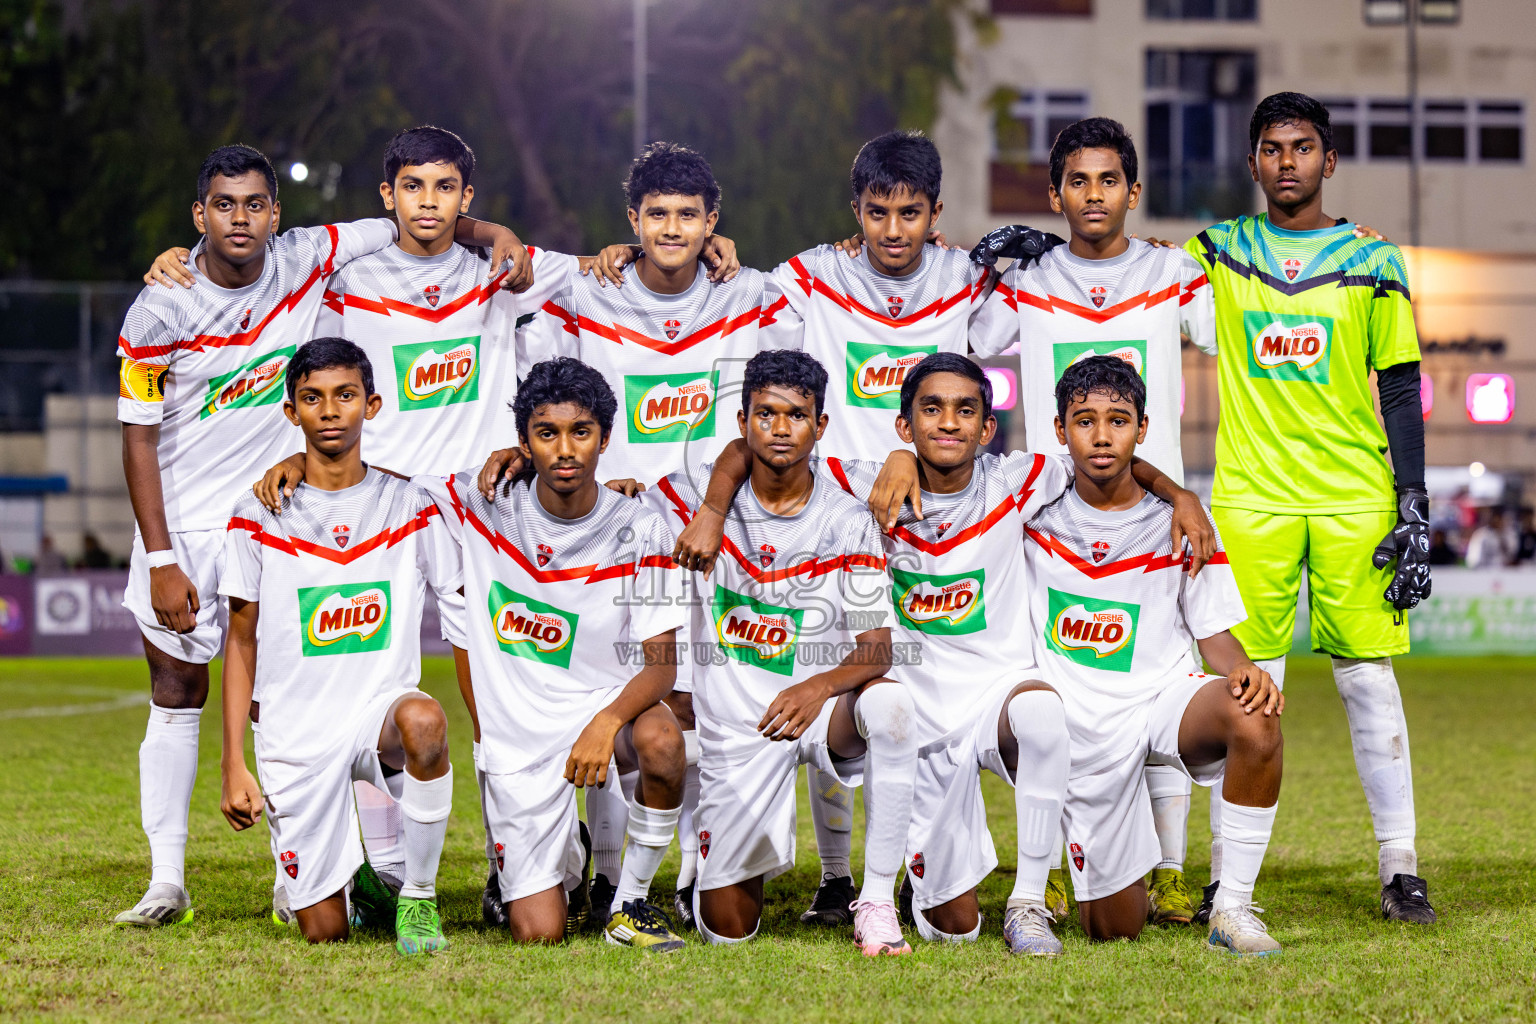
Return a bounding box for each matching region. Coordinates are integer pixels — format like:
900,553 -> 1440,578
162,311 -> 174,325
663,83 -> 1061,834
120,358 -> 168,402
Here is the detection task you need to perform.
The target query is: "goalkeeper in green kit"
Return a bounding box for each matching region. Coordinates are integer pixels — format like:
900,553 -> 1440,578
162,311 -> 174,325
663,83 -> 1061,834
1184,92 -> 1436,925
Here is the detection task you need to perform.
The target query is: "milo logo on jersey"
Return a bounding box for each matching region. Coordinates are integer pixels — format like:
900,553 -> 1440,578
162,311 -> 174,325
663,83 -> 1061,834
487,582 -> 577,669
1244,311 -> 1333,385
393,336 -> 481,409
891,567 -> 987,636
1045,588 -> 1138,673
298,582 -> 392,657
200,345 -> 296,419
624,371 -> 719,444
846,342 -> 938,409
713,588 -> 804,676
1052,339 -> 1148,383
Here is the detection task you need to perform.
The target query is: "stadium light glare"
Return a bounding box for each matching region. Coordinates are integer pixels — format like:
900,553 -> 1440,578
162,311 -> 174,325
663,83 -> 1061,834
1465,373 -> 1514,424
984,367 -> 1017,411
1469,461 -> 1486,478
289,161 -> 310,183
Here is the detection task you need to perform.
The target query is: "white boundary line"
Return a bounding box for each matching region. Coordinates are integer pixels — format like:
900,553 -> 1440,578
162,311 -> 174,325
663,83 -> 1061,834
0,686 -> 148,720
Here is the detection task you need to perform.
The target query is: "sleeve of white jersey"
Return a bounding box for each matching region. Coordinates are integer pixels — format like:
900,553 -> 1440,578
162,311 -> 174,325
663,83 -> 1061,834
1180,508 -> 1246,640
1178,252 -> 1218,357
1009,452 -> 1075,518
518,291 -> 580,378
218,499 -> 264,603
317,265 -> 347,336
818,456 -> 883,503
116,301 -> 179,426
626,514 -> 688,646
506,248 -> 581,317
318,219 -> 398,273
758,260 -> 807,351
838,512 -> 890,635
967,265 -> 1020,358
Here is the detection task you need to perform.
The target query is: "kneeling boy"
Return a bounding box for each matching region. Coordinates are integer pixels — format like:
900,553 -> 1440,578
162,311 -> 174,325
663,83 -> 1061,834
1025,356 -> 1285,955
218,339 -> 460,952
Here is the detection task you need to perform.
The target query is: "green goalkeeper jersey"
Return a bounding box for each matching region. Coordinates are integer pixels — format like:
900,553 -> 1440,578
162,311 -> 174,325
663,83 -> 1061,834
1186,214 -> 1421,515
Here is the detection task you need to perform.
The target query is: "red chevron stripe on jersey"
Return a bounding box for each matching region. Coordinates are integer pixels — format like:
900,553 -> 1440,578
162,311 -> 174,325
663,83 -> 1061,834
328,271 -> 509,323
542,300 -> 765,356
1179,273 -> 1208,305
995,279 -> 1184,325
785,255 -> 985,327
655,476 -> 884,582
227,501 -> 439,565
1024,526 -> 1230,578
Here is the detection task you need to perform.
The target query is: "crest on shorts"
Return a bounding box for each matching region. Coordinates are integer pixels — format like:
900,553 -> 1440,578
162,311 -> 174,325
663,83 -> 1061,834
759,543 -> 776,568
494,842 -> 505,871
331,524 -> 351,549
886,296 -> 905,319
662,318 -> 682,341
1090,539 -> 1110,564
281,849 -> 298,879
1283,257 -> 1303,282
909,852 -> 925,879
423,284 -> 441,308
699,830 -> 711,859
536,543 -> 553,567
1089,285 -> 1107,309
1070,842 -> 1084,871
239,308 -> 253,331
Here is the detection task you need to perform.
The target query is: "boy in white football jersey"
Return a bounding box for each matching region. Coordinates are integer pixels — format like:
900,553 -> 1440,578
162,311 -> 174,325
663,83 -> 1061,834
436,357 -> 688,951
1024,355 -> 1284,956
114,145 -> 521,927
646,350 -> 918,956
217,339 -> 460,953
969,117 -> 1218,924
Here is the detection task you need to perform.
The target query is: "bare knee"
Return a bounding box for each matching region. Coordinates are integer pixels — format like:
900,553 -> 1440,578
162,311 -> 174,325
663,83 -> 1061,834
633,707 -> 685,780
923,893 -> 981,936
699,886 -> 760,940
508,914 -> 564,944
145,645 -> 207,709
507,890 -> 566,944
663,690 -> 695,732
295,894 -> 349,943
1228,702 -> 1283,762
393,697 -> 449,766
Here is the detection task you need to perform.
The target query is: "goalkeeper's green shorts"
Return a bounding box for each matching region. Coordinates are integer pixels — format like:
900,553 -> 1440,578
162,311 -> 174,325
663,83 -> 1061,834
1212,506 -> 1409,661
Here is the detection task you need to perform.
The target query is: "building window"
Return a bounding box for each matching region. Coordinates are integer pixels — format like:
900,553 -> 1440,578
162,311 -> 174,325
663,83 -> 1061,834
1363,0 -> 1459,24
1144,49 -> 1256,220
1147,0 -> 1257,19
992,0 -> 1092,14
989,89 -> 1090,213
1323,98 -> 1524,164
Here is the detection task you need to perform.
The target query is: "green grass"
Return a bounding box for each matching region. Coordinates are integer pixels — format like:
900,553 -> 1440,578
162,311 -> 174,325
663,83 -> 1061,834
1,655 -> 1533,1023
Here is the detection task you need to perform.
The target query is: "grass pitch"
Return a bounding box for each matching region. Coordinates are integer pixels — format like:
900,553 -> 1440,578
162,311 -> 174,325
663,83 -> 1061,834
1,654 -> 1533,1023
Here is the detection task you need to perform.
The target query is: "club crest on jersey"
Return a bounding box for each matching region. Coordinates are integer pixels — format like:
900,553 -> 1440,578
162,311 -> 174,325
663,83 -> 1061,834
1070,842 -> 1084,871
699,830 -> 711,859
1282,257 -> 1303,282
662,318 -> 682,341
936,522 -> 952,537
846,342 -> 937,408
713,588 -> 804,675
239,308 -> 252,331
281,850 -> 298,879
331,524 -> 351,550
1089,285 -> 1108,309
536,543 -> 553,567
300,583 -> 393,657
1243,311 -> 1333,384
488,582 -> 578,669
886,296 -> 905,318
1091,539 -> 1110,564
624,371 -> 720,443
909,852 -> 925,879
1046,588 -> 1138,672
201,345 -> 296,419
494,842 -> 505,871
423,284 -> 441,308
892,567 -> 987,636
759,544 -> 776,567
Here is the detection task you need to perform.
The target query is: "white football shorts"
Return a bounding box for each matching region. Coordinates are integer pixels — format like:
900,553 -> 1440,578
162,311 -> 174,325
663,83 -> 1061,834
481,752 -> 589,904
123,529 -> 226,664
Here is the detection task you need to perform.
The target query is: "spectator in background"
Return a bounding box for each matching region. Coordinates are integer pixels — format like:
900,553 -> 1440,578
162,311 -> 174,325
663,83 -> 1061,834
1427,529 -> 1459,567
77,533 -> 113,570
35,535 -> 67,573
1515,507 -> 1536,566
1464,508 -> 1512,569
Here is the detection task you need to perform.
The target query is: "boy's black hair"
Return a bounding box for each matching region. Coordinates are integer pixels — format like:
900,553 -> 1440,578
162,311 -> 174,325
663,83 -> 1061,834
899,352 -> 992,424
197,144 -> 278,204
286,338 -> 374,402
742,350 -> 829,420
1055,354 -> 1146,424
1049,117 -> 1138,192
624,141 -> 721,214
1249,91 -> 1334,155
383,125 -> 475,188
850,130 -> 942,206
515,357 -> 618,442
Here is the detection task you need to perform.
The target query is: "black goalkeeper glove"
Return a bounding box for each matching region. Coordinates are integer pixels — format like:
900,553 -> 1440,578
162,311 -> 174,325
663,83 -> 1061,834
969,224 -> 1065,269
1372,487 -> 1432,610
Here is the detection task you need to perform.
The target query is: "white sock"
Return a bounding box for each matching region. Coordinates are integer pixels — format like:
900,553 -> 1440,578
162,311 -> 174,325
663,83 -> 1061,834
808,767 -> 854,881
1332,657 -> 1417,883
615,801 -> 682,906
398,768 -> 453,900
853,684 -> 917,905
1147,764 -> 1191,871
1210,656 -> 1284,885
1380,838 -> 1418,883
140,703 -> 202,889
914,906 -> 982,943
355,780 -> 404,887
473,742 -> 498,875
676,760 -> 701,890
1006,690 -> 1069,904
587,775 -> 628,884
1213,800 -> 1276,911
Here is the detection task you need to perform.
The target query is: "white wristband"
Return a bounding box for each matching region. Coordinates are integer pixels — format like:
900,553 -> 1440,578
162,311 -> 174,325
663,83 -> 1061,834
145,548 -> 179,569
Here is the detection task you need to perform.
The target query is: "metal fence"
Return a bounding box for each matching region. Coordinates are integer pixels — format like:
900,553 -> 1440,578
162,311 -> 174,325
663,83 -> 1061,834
0,282 -> 140,432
